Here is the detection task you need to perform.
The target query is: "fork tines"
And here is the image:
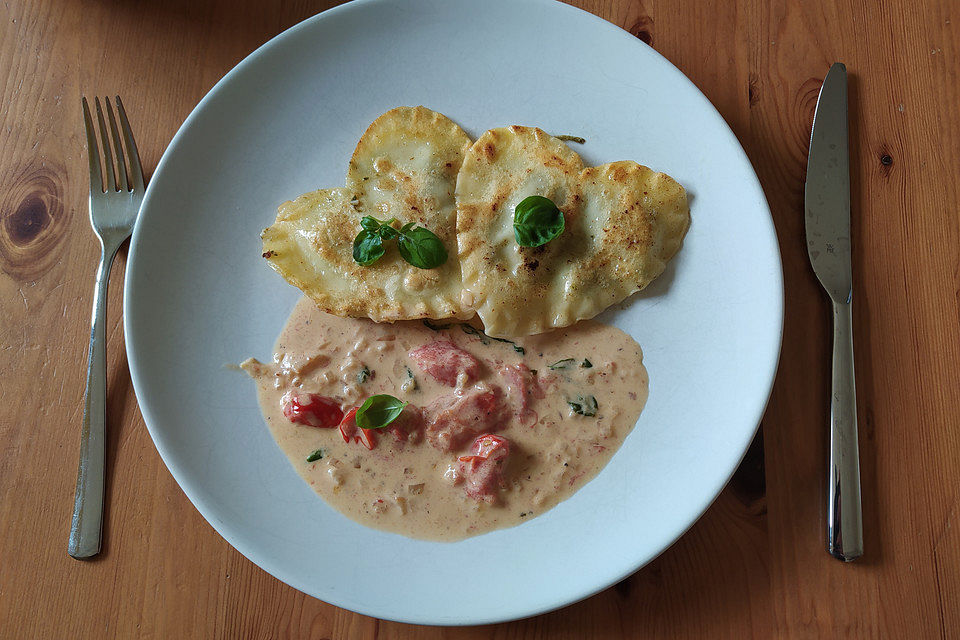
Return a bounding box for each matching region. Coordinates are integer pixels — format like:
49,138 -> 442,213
81,96 -> 144,195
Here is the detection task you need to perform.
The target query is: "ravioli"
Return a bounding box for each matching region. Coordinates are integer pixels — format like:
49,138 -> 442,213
262,106 -> 472,322
456,126 -> 690,337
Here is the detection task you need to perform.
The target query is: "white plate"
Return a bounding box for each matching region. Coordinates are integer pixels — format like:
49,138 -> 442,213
125,0 -> 782,625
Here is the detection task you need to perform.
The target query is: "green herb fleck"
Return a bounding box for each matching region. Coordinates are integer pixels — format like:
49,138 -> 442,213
306,449 -> 325,462
568,395 -> 599,417
405,366 -> 419,391
530,369 -> 538,376
555,134 -> 586,144
423,319 -> 451,331
462,324 -> 525,353
357,366 -> 371,384
581,359 -> 593,368
514,195 -> 565,247
548,358 -> 576,370
461,324 -> 490,345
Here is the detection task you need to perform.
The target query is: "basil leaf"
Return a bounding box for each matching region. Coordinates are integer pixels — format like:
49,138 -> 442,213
379,225 -> 399,240
360,216 -> 380,232
355,394 -> 408,430
568,395 -> 598,417
306,449 -> 325,462
548,358 -> 576,370
514,195 -> 565,247
400,221 -> 416,233
353,230 -> 384,266
397,226 -> 448,269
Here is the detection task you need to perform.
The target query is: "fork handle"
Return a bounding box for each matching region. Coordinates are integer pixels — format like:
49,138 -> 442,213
827,299 -> 863,561
69,244 -> 118,559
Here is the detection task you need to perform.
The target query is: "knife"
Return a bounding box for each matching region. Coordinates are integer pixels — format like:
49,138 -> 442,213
805,62 -> 863,562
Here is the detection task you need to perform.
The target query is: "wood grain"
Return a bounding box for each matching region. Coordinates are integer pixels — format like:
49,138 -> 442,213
1,0 -> 957,637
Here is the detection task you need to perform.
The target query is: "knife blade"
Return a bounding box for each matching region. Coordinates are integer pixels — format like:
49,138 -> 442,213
806,63 -> 852,302
805,62 -> 863,562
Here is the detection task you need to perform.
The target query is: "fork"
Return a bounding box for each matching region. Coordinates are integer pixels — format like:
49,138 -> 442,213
68,96 -> 145,559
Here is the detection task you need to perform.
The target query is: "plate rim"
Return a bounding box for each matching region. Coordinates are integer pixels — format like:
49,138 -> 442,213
124,0 -> 784,625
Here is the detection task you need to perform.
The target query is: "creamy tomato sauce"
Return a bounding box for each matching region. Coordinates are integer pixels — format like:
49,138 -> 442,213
242,296 -> 648,541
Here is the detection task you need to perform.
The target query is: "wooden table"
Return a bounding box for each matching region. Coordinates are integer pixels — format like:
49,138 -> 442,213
2,0 -> 957,636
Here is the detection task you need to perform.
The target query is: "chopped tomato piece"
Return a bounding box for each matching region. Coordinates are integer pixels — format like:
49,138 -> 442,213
338,407 -> 377,450
424,385 -> 508,451
499,363 -> 544,424
281,392 -> 343,428
457,434 -> 512,503
458,434 -> 510,463
339,407 -> 358,427
408,341 -> 481,387
385,404 -> 425,443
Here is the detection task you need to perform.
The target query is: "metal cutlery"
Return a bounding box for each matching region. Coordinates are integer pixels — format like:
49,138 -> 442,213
69,96 -> 145,559
805,63 -> 863,562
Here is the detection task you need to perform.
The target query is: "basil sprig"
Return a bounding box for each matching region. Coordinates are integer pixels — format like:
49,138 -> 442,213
355,394 -> 408,430
353,217 -> 447,269
514,196 -> 565,247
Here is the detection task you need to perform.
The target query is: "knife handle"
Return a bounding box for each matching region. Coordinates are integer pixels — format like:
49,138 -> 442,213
827,299 -> 863,561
